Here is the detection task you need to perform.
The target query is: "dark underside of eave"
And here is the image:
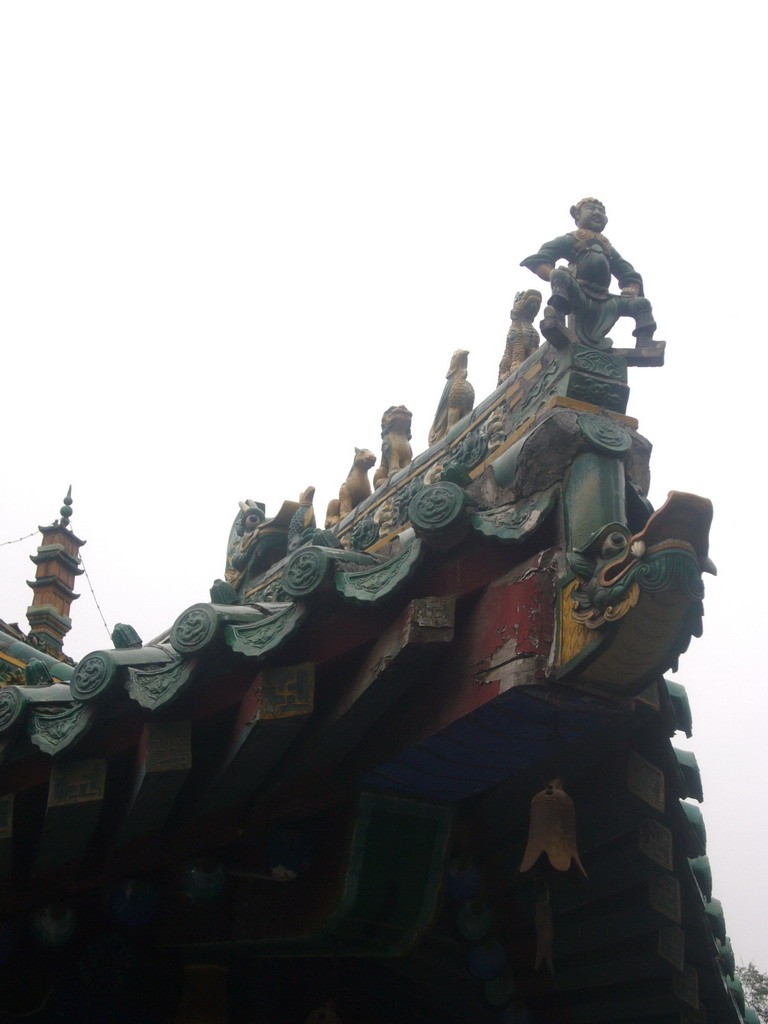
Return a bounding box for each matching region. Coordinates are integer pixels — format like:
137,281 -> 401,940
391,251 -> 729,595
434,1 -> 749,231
363,684 -> 633,802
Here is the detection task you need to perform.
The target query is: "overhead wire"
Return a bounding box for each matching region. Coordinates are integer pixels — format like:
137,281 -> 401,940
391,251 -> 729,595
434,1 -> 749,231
77,552 -> 112,641
0,530 -> 38,548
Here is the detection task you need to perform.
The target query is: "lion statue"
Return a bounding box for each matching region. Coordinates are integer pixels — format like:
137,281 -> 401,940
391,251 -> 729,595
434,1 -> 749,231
373,406 -> 413,489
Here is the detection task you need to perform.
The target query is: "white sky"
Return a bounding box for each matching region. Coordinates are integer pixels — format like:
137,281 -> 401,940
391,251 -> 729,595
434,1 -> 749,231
1,0 -> 766,967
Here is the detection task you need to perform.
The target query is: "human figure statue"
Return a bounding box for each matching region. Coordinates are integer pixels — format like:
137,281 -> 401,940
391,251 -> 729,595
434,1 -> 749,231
520,198 -> 656,350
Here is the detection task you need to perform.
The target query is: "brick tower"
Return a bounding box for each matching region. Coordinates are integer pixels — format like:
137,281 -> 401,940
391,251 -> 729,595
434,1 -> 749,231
26,488 -> 85,657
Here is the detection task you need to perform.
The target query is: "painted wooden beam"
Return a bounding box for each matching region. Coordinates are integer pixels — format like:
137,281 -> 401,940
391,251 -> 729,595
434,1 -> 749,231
192,663 -> 315,821
34,758 -> 106,875
114,720 -> 192,850
285,597 -> 455,778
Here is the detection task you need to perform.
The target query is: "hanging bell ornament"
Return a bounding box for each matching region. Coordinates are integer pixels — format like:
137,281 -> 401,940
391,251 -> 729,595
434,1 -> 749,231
519,779 -> 586,877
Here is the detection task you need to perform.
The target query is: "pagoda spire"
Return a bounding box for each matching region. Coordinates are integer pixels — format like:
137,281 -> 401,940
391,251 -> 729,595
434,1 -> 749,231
26,487 -> 86,657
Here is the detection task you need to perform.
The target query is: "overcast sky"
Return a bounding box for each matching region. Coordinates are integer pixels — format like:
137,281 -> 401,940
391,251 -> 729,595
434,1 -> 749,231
1,0 -> 765,967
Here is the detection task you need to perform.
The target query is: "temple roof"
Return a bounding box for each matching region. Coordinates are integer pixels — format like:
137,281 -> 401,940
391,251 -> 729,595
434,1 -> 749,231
0,343 -> 743,1022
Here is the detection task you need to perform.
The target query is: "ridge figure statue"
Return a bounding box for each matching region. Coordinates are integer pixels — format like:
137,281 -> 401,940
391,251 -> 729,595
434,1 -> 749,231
225,498 -> 298,592
521,198 -> 656,350
498,288 -> 542,383
429,349 -> 475,446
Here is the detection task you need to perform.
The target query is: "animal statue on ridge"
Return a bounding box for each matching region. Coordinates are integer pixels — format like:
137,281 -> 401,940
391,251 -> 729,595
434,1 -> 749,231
373,406 -> 413,489
429,349 -> 475,446
225,498 -> 299,592
287,486 -> 317,552
325,449 -> 377,528
498,289 -> 542,383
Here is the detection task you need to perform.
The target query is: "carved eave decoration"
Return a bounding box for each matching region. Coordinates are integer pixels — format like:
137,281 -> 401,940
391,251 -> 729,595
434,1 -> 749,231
28,702 -> 95,756
557,492 -> 715,695
242,342 -> 639,604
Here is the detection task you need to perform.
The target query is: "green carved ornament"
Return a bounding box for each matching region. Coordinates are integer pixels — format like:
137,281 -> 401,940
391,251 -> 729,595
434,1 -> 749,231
665,679 -> 692,737
29,704 -> 94,756
727,976 -> 746,1017
680,800 -> 706,856
689,855 -> 712,902
71,651 -> 118,702
571,347 -> 628,382
0,688 -> 28,734
282,547 -> 333,598
335,541 -> 424,605
704,895 -> 726,944
409,482 -> 475,548
577,413 -> 632,455
209,579 -> 239,605
25,659 -> 53,686
349,515 -> 380,552
111,623 -> 143,650
716,935 -> 735,979
225,602 -> 307,658
171,605 -> 220,654
170,603 -> 267,655
471,490 -> 556,544
126,658 -> 196,711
